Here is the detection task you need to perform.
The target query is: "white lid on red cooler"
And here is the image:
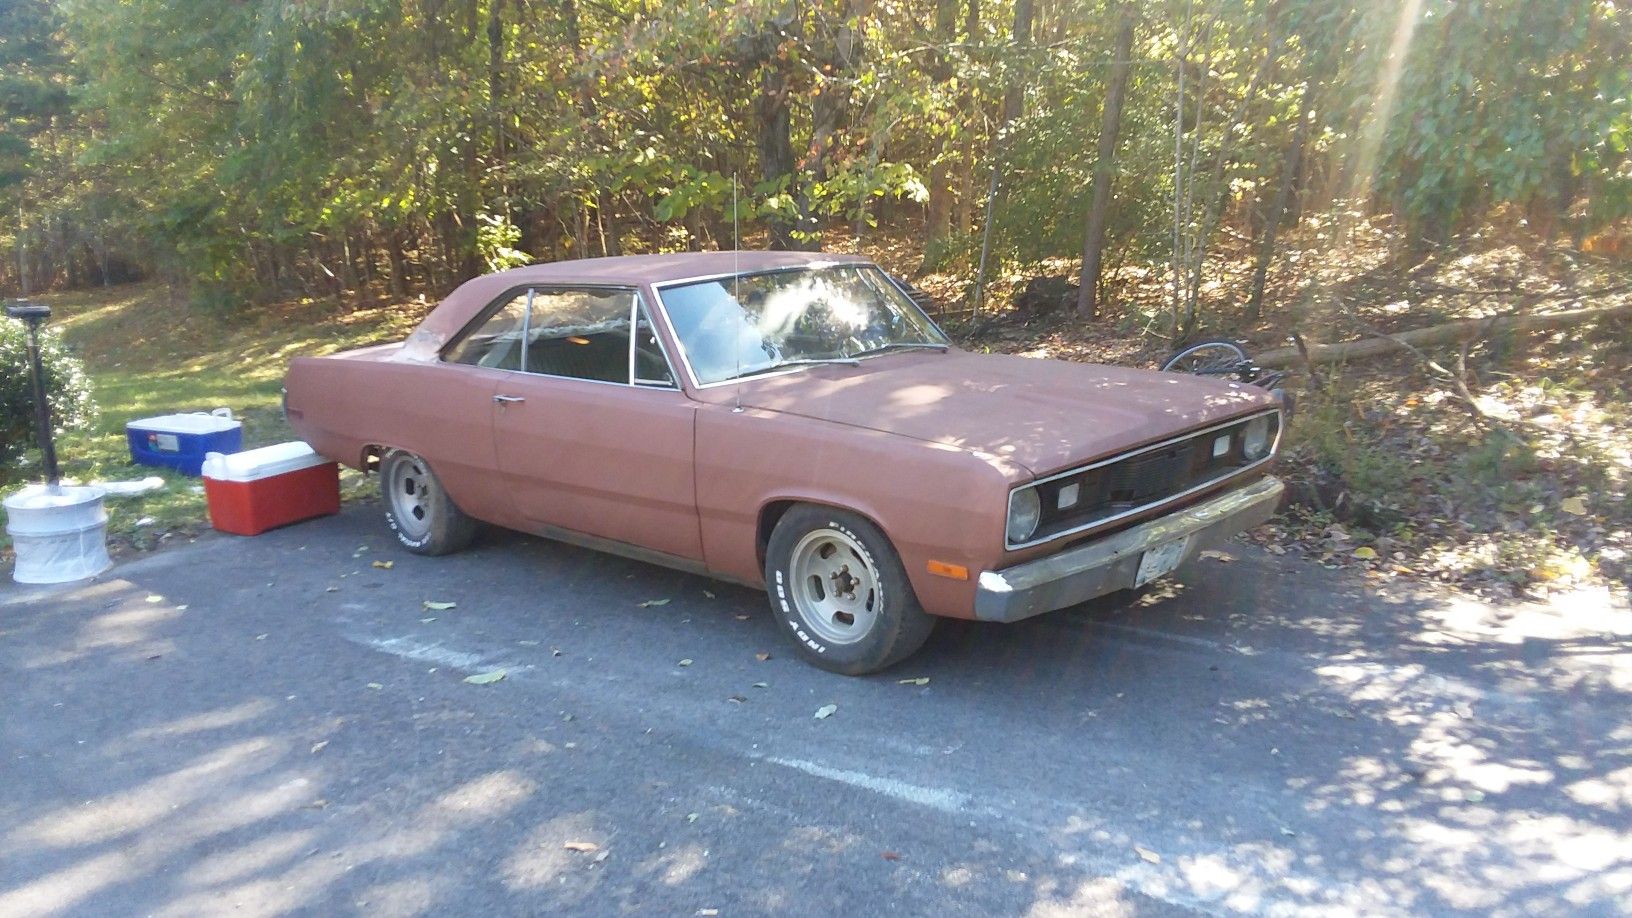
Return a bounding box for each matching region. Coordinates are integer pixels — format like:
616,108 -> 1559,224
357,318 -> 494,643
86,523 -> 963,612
202,442 -> 329,482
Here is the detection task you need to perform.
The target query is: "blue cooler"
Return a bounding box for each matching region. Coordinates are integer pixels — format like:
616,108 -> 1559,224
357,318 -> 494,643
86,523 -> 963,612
126,411 -> 243,475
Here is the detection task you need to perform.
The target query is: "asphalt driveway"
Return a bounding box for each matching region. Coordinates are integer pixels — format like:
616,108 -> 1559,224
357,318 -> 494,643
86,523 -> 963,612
2,504 -> 1629,916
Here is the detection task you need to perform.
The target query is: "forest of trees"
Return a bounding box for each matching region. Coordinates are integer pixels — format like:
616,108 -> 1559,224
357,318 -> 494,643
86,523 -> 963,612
1,0 -> 1628,328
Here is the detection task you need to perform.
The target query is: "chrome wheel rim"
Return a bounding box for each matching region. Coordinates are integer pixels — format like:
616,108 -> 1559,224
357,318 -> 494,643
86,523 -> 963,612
788,528 -> 880,645
386,456 -> 433,539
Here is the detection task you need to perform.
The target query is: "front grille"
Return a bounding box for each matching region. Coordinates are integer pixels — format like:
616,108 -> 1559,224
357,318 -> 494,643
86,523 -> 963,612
1107,444 -> 1194,504
1012,410 -> 1280,548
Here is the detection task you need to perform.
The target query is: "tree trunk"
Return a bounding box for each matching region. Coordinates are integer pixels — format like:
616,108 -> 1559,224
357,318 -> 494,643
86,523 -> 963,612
1002,0 -> 1034,124
922,0 -> 960,250
488,0 -> 507,181
953,0 -> 982,233
1247,78 -> 1316,321
805,0 -> 863,250
758,61 -> 802,250
972,0 -> 1033,313
1075,9 -> 1135,319
386,229 -> 408,298
1256,303 -> 1632,368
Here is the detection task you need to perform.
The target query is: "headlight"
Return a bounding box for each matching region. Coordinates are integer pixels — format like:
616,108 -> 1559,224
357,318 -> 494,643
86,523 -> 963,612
1242,415 -> 1273,461
1007,487 -> 1042,545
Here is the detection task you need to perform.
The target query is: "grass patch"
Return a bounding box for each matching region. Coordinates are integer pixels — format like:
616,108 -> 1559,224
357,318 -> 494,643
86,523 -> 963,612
2,282 -> 423,557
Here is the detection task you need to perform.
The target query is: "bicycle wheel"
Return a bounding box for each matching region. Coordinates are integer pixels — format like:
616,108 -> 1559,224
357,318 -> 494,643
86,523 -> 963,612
1161,340 -> 1249,376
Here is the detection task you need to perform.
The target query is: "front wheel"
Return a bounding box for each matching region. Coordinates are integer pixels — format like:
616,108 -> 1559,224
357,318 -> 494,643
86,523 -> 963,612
379,450 -> 478,556
765,505 -> 937,675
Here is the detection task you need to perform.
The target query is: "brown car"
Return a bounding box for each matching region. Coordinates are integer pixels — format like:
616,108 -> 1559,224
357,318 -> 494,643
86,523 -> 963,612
284,252 -> 1284,674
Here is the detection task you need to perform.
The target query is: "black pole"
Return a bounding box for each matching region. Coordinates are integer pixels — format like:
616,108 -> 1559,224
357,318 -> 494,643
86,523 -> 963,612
5,301 -> 59,490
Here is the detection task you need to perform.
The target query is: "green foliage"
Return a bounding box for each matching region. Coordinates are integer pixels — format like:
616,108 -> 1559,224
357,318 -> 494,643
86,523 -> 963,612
0,0 -> 1627,313
0,319 -> 96,472
476,214 -> 533,272
1287,385 -> 1411,530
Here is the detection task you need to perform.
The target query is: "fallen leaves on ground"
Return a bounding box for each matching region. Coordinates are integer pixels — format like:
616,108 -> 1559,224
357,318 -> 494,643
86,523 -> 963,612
1561,496 -> 1588,515
814,704 -> 837,720
1199,550 -> 1234,563
1135,846 -> 1161,864
371,560 -> 393,570
1353,546 -> 1378,560
898,677 -> 930,686
882,851 -> 902,861
365,682 -> 383,690
310,740 -> 329,755
677,658 -> 693,667
755,652 -> 771,661
638,598 -> 670,607
423,600 -> 456,611
563,841 -> 599,853
463,670 -> 506,685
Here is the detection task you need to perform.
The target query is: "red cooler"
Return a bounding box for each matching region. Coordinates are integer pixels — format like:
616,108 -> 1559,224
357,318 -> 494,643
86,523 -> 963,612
202,442 -> 341,536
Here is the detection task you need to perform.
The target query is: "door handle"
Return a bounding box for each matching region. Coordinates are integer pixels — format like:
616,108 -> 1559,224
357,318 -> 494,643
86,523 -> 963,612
493,394 -> 526,404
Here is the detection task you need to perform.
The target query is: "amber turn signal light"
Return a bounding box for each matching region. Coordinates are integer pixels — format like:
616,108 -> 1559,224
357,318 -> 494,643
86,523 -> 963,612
926,560 -> 969,581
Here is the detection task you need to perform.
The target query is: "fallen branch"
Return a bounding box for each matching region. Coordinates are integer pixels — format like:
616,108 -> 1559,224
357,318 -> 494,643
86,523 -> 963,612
1257,302 -> 1632,368
1349,318 -> 1492,429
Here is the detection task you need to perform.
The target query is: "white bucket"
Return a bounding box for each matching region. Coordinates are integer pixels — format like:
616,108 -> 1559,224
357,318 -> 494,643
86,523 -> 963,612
4,485 -> 114,584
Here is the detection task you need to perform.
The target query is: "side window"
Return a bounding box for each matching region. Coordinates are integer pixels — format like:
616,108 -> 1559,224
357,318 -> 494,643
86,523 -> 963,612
634,300 -> 676,387
526,288 -> 635,383
445,292 -> 529,369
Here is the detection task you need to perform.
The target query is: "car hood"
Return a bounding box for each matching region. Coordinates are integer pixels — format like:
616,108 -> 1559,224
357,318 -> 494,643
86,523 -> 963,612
724,350 -> 1278,477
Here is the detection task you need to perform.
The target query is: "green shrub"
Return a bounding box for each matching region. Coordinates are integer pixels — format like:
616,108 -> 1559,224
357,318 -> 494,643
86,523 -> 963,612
1,317 -> 97,474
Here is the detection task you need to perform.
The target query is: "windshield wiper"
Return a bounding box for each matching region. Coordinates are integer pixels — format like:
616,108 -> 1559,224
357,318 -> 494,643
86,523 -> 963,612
732,356 -> 861,380
849,341 -> 951,358
777,356 -> 862,367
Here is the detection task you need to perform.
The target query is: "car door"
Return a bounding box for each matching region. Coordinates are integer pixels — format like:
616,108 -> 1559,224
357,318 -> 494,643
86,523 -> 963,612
488,286 -> 702,561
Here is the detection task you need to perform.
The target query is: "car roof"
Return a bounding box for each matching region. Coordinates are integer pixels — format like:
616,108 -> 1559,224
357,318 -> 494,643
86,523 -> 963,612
485,250 -> 872,286
399,250 -> 876,363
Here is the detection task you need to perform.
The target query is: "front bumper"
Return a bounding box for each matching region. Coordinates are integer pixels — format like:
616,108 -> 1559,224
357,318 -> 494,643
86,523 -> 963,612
973,475 -> 1284,622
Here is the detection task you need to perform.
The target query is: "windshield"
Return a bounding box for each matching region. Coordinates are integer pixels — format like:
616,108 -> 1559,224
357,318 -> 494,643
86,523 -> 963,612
657,265 -> 949,385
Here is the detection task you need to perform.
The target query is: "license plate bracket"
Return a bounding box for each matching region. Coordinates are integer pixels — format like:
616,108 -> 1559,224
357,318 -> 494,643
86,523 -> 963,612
1135,536 -> 1191,587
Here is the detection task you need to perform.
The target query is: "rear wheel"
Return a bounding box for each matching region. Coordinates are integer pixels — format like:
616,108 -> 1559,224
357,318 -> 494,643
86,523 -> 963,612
380,450 -> 477,556
1161,340 -> 1249,377
765,505 -> 936,675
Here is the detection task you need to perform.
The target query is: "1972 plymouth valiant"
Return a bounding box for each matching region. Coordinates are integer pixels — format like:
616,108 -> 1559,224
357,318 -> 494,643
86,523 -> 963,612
284,251 -> 1284,674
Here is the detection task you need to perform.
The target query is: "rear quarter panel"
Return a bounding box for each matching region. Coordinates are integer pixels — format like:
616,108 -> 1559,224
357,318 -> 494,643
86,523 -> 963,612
284,354 -> 519,529
695,405 -> 1024,619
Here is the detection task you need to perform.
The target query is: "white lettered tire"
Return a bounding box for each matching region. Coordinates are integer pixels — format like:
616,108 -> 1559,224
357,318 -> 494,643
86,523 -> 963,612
379,450 -> 477,556
764,505 -> 936,675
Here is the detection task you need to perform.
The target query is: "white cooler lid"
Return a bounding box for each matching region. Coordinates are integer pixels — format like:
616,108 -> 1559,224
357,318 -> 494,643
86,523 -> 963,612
202,442 -> 328,482
128,412 -> 242,435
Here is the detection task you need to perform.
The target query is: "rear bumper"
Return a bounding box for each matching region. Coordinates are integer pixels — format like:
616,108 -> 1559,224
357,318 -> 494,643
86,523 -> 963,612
973,475 -> 1284,622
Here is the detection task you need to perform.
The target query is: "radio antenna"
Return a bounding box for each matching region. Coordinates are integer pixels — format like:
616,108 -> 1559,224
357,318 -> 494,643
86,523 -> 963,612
732,173 -> 744,413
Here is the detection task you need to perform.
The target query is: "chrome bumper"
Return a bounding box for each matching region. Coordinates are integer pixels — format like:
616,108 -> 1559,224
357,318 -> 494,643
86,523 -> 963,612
973,475 -> 1284,623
